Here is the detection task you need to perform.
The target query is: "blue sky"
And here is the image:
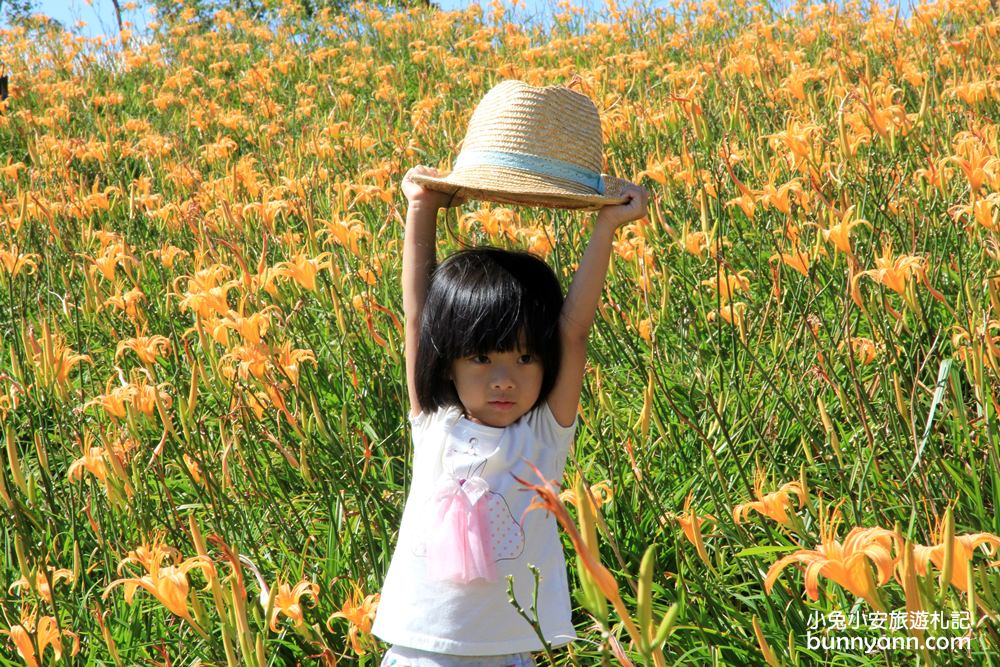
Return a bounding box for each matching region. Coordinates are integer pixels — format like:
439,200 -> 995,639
31,0 -> 917,40
28,0 -> 665,39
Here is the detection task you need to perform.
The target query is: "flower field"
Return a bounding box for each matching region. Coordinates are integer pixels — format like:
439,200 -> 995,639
1,0 -> 999,664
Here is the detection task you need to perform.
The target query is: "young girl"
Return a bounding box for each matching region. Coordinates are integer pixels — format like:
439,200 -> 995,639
370,164 -> 648,667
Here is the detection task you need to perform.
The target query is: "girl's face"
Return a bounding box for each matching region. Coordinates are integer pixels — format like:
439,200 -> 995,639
449,341 -> 543,428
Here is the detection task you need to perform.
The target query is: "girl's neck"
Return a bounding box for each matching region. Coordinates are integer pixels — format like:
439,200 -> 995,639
461,411 -> 508,429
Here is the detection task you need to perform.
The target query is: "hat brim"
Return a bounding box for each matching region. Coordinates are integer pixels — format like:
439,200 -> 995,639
410,165 -> 632,212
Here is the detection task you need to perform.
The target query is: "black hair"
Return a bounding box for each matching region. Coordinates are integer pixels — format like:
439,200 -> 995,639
415,246 -> 564,414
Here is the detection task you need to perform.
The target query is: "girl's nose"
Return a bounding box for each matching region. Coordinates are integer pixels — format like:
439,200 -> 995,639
490,369 -> 514,389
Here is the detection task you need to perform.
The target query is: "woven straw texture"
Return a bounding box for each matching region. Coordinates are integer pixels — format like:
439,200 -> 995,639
410,79 -> 631,211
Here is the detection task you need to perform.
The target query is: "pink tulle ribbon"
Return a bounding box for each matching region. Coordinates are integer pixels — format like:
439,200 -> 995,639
425,474 -> 497,584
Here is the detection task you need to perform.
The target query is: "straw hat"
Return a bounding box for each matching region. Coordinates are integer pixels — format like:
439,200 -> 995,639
409,79 -> 632,211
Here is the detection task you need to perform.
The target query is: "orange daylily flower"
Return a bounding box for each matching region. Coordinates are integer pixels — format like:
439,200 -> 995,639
23,321 -> 94,398
0,244 -> 41,280
944,79 -> 997,106
732,470 -> 807,525
67,444 -> 111,483
682,229 -> 710,259
778,66 -> 821,102
318,214 -> 373,255
951,319 -> 1000,369
0,159 -> 26,180
559,472 -> 613,510
119,368 -> 173,418
0,609 -> 80,667
679,228 -> 730,260
637,154 -> 681,186
175,264 -> 240,319
147,243 -> 189,269
9,567 -> 75,604
858,84 -> 912,140
103,285 -> 147,321
700,268 -> 752,302
103,535 -> 215,629
949,193 -> 1000,233
89,368 -> 173,419
706,300 -> 748,329
66,428 -> 138,501
765,507 -> 897,611
726,191 -> 758,219
913,156 -> 953,193
214,304 -> 280,345
518,225 -> 555,259
83,373 -> 138,419
766,119 -> 821,167
513,460 -> 645,647
326,582 -> 379,655
839,336 -> 880,365
852,241 -> 927,297
115,334 -> 172,365
85,240 -> 139,282
460,206 -> 518,240
275,251 -> 333,291
676,492 -> 715,566
819,205 -> 871,255
66,431 -> 139,486
912,529 -> 1000,593
220,342 -> 271,382
252,264 -> 289,298
262,577 -> 320,633
949,143 -> 997,194
272,340 -> 317,387
757,178 -> 802,215
770,248 -> 810,278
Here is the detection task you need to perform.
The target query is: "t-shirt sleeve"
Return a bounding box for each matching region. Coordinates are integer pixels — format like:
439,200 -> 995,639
408,409 -> 432,445
408,409 -> 427,428
526,400 -> 578,478
407,405 -> 459,447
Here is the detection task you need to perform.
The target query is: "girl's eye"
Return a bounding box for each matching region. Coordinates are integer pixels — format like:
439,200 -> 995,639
519,354 -> 535,364
471,354 -> 490,363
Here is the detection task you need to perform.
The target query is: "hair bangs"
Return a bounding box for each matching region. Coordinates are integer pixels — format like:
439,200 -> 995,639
454,271 -> 536,358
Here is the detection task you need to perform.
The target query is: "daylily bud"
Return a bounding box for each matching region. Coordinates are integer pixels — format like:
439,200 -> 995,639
752,615 -> 779,667
939,506 -> 955,599
640,368 -> 653,441
637,544 -> 656,652
652,601 -> 680,649
5,423 -> 28,498
892,372 -> 908,419
816,397 -> 843,466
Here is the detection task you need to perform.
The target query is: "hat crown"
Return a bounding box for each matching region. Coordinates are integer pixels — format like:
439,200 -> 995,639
458,80 -> 604,174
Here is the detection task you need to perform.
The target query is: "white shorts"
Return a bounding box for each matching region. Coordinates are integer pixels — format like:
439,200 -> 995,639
379,645 -> 537,667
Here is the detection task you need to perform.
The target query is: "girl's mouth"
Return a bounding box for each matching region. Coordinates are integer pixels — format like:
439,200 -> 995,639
489,401 -> 515,409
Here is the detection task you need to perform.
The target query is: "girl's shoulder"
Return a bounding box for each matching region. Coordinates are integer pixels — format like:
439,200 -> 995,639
523,399 -> 578,439
408,403 -> 463,432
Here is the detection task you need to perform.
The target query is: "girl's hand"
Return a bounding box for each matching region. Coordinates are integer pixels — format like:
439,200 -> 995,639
402,165 -> 467,210
595,183 -> 649,231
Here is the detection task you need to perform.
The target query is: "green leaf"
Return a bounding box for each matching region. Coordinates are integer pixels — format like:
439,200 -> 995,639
734,544 -> 800,558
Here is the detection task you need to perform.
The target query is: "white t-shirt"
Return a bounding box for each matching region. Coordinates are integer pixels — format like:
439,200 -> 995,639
371,401 -> 579,655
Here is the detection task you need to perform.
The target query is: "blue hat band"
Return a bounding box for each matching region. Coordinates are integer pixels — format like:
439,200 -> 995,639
452,149 -> 606,195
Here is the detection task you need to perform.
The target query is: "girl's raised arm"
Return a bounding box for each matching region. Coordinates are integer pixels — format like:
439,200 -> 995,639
400,167 -> 464,417
546,184 -> 649,428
